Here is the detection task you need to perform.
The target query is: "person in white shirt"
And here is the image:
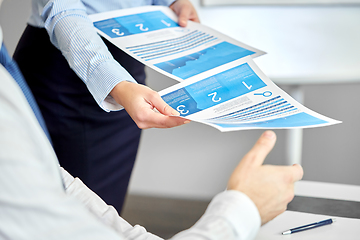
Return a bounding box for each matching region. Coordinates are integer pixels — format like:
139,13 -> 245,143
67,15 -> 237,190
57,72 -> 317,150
0,1 -> 303,238
0,36 -> 303,240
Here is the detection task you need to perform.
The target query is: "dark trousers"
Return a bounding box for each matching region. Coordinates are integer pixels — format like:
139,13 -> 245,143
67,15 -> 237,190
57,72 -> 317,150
14,25 -> 146,213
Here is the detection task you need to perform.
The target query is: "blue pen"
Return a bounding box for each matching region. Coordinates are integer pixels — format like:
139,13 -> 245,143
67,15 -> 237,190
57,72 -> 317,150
282,218 -> 336,235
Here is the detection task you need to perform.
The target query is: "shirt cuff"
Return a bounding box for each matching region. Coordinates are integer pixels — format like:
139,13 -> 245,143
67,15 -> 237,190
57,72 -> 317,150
205,190 -> 261,239
87,60 -> 137,112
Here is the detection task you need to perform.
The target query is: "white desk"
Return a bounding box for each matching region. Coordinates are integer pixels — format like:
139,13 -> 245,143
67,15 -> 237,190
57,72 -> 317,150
199,6 -> 360,165
257,180 -> 360,239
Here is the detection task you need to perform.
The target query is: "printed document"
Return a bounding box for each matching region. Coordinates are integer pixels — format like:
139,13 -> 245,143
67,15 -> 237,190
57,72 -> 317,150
90,6 -> 341,131
90,6 -> 264,82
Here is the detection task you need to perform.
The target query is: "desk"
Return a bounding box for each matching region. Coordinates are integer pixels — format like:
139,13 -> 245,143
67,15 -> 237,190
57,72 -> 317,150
198,6 -> 360,165
256,181 -> 360,239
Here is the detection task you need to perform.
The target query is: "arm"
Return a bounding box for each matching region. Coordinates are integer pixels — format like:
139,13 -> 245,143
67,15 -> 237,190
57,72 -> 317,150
60,131 -> 303,240
61,167 -> 259,240
0,65 -> 122,240
36,0 -> 197,128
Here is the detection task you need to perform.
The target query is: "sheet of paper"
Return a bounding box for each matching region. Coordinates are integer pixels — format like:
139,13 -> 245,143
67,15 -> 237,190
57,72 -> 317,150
90,6 -> 265,82
90,6 -> 341,131
255,211 -> 360,240
158,57 -> 340,131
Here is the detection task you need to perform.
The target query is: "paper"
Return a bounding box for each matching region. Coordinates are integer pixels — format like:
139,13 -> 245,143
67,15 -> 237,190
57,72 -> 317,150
255,211 -> 360,240
90,6 -> 264,82
90,6 -> 341,131
159,58 -> 340,131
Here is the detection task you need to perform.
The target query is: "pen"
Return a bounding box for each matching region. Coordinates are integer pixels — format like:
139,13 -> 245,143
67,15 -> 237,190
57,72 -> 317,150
282,218 -> 336,235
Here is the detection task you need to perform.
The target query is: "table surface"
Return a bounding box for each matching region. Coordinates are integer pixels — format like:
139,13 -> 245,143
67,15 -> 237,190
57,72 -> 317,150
199,6 -> 360,84
257,181 -> 360,239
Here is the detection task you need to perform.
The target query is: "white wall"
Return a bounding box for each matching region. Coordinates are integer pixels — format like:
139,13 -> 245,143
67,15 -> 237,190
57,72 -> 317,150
129,0 -> 360,199
1,0 -> 359,201
0,0 -> 30,54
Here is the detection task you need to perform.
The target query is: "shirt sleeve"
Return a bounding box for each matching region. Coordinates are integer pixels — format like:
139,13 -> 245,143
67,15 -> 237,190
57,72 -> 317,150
171,191 -> 261,240
61,167 -> 163,240
61,167 -> 261,240
38,0 -> 136,112
0,64 -> 124,240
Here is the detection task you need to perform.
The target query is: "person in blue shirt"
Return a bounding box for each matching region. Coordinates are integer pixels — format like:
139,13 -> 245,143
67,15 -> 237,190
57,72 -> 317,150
13,0 -> 200,213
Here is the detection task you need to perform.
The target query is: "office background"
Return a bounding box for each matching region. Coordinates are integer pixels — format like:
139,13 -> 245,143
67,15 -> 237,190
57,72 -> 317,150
1,0 -> 359,202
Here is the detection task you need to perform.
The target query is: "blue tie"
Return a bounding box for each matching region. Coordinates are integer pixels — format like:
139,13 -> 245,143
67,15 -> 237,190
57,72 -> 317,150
0,43 -> 51,141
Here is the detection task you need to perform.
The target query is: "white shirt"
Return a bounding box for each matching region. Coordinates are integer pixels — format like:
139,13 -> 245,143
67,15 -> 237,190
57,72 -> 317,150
0,28 -> 261,239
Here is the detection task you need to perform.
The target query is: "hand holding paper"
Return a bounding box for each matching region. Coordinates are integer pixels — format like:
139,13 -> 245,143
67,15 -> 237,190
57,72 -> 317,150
111,81 -> 189,129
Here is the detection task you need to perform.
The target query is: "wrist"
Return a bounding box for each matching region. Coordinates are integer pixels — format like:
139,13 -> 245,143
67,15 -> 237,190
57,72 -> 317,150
110,81 -> 133,106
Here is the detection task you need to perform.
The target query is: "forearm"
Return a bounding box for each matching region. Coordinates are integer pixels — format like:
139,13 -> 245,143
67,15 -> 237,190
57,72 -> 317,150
171,191 -> 260,240
35,0 -> 179,111
42,0 -> 135,111
61,168 -> 260,240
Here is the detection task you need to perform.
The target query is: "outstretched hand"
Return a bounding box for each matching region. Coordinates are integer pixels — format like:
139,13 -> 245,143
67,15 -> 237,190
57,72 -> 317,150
110,81 -> 190,129
227,131 -> 304,225
170,0 -> 200,27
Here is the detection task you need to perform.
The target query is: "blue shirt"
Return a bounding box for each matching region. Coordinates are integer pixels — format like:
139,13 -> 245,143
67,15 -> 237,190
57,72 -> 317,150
28,0 -> 175,111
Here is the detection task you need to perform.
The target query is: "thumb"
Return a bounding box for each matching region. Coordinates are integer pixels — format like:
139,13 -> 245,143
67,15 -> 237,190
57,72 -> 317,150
244,131 -> 277,167
150,93 -> 180,116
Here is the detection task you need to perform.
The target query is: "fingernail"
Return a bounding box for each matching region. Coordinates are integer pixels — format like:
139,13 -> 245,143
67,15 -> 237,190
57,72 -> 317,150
184,120 -> 191,124
263,131 -> 275,139
172,110 -> 180,116
180,20 -> 187,27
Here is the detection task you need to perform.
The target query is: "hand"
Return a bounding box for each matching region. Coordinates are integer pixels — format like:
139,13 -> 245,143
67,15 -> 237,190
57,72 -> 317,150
170,0 -> 200,27
110,81 -> 190,129
227,131 -> 304,225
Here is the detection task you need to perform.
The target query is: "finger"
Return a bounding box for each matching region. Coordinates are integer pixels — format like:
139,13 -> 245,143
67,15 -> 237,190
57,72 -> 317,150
177,8 -> 191,27
244,131 -> 277,167
290,164 -> 304,182
188,10 -> 200,23
275,164 -> 304,184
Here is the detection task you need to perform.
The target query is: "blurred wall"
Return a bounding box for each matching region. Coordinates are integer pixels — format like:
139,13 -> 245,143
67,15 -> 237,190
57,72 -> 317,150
1,0 -> 359,201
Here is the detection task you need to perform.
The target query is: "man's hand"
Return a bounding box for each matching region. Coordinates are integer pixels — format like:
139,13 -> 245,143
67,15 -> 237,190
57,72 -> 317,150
170,0 -> 200,27
110,81 -> 190,129
227,131 -> 304,225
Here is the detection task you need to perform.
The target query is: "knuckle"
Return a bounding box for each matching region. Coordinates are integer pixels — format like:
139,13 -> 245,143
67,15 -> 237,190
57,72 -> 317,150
162,104 -> 170,114
283,173 -> 294,184
147,89 -> 159,99
257,138 -> 270,148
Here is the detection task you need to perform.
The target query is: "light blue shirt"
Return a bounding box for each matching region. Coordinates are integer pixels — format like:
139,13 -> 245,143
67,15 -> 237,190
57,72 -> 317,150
28,0 -> 176,111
